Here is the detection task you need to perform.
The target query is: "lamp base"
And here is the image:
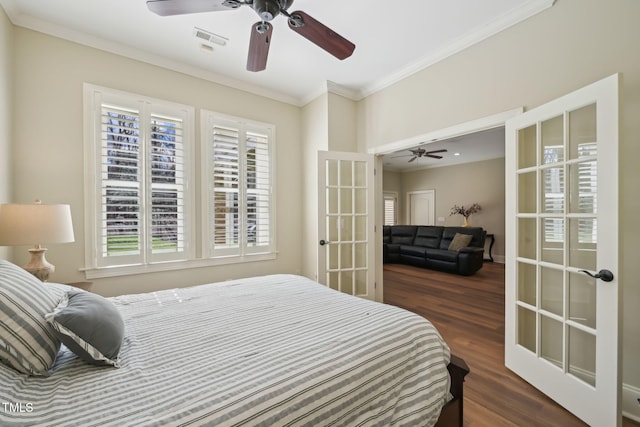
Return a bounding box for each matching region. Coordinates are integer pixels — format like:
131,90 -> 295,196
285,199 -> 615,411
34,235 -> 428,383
24,246 -> 54,282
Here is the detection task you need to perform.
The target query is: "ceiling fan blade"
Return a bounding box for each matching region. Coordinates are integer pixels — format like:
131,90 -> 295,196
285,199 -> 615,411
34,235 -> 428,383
408,156 -> 417,163
426,154 -> 443,159
247,22 -> 273,72
426,149 -> 448,154
147,0 -> 236,16
287,11 -> 355,60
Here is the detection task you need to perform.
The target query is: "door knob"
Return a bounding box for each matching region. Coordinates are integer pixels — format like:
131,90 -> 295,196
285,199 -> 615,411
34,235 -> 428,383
579,269 -> 614,282
319,239 -> 329,246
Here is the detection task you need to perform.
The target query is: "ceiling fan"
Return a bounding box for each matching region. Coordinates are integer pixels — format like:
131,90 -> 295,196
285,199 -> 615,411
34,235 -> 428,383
146,0 -> 356,72
395,148 -> 448,163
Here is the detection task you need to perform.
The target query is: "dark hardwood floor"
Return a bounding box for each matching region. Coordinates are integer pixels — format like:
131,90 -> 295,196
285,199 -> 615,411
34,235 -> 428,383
383,262 -> 638,427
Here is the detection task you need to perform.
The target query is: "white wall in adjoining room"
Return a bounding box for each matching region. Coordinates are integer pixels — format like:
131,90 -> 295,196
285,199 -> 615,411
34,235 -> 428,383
394,157 -> 505,260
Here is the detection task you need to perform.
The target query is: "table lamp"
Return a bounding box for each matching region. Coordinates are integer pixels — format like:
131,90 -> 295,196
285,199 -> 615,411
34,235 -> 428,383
0,200 -> 75,281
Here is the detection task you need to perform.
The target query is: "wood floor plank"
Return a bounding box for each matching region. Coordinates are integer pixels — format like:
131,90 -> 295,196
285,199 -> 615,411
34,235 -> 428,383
383,262 -> 637,426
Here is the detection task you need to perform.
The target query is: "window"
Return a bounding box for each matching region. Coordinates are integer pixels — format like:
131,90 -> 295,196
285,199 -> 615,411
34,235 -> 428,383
84,85 -> 195,273
201,111 -> 275,259
383,193 -> 397,226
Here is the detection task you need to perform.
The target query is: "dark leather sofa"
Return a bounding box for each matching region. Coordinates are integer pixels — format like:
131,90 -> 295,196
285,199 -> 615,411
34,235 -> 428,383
383,225 -> 486,276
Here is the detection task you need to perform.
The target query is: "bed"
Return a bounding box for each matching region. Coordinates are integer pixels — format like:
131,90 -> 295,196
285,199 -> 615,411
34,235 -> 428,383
0,262 -> 468,426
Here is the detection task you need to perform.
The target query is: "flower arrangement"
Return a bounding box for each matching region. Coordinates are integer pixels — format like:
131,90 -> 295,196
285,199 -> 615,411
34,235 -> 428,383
450,203 -> 482,219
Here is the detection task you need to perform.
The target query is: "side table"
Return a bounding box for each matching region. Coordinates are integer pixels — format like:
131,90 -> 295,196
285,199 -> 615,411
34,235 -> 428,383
484,234 -> 495,262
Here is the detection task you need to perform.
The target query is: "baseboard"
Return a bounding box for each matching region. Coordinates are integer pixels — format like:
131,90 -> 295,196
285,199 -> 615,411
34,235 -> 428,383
623,382 -> 640,421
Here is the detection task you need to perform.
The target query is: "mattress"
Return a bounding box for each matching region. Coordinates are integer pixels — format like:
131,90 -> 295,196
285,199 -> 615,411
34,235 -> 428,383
0,274 -> 451,426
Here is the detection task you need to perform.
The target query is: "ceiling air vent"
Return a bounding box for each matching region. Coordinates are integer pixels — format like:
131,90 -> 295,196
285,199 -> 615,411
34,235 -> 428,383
193,27 -> 228,46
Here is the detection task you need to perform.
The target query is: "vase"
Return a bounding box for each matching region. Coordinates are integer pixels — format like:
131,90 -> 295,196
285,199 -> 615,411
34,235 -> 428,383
462,217 -> 470,227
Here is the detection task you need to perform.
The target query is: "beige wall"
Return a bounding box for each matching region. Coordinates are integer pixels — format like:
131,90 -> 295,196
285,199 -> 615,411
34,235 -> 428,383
0,7 -> 12,260
360,0 -> 640,408
301,94 -> 328,280
327,92 -> 357,152
388,158 -> 505,260
10,27 -> 303,297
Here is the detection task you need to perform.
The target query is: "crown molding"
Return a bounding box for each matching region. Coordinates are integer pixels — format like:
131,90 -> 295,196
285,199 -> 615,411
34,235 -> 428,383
5,10 -> 302,106
2,0 -> 555,107
357,0 -> 555,100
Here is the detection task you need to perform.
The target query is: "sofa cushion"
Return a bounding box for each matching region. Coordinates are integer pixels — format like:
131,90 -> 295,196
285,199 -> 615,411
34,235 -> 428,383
400,245 -> 428,258
414,226 -> 443,249
426,248 -> 460,263
390,225 -> 417,245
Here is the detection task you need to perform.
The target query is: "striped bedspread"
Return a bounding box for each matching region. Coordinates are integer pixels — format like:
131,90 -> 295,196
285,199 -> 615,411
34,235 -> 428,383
0,274 -> 451,426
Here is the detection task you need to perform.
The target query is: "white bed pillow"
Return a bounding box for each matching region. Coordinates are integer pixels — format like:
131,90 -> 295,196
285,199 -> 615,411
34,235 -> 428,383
0,260 -> 61,375
46,289 -> 125,367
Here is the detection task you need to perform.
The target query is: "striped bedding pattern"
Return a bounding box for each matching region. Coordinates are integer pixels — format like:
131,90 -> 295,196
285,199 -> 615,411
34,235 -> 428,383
0,274 -> 451,426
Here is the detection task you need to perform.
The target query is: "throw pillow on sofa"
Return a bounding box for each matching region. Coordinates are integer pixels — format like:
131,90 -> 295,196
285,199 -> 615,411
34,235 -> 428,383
448,233 -> 473,251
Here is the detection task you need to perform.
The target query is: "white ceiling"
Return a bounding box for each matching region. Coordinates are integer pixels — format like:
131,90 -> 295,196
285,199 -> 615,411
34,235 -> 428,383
0,0 -> 553,105
381,127 -> 505,172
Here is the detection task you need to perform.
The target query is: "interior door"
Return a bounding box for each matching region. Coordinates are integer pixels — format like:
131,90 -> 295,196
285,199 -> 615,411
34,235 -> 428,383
317,151 -> 375,300
505,74 -> 619,426
408,190 -> 435,225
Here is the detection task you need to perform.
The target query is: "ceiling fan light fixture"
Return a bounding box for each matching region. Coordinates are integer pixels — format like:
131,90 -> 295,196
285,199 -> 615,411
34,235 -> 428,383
253,0 -> 281,21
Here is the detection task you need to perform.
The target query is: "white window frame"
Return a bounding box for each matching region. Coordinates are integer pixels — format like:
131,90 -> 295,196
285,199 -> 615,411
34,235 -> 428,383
83,84 -> 195,278
201,110 -> 276,263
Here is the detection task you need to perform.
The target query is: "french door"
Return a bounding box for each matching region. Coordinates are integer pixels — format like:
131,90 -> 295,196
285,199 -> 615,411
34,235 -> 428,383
317,151 -> 376,300
505,74 -> 620,426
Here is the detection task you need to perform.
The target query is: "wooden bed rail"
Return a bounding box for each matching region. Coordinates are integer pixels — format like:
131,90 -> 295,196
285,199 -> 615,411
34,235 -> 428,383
435,354 -> 470,427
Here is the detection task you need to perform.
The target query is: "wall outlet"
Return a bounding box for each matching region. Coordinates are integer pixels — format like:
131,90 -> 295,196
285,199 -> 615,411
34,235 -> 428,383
437,216 -> 445,222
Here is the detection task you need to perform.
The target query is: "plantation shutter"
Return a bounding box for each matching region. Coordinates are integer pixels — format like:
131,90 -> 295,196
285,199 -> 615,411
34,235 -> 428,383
101,104 -> 143,264
383,194 -> 397,226
246,130 -> 271,251
97,102 -> 190,266
149,114 -> 186,257
210,124 -> 240,254
205,112 -> 274,258
543,146 -> 564,243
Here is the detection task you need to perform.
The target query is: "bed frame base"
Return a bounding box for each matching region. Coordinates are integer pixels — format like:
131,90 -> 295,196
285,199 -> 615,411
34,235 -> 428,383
435,354 -> 469,427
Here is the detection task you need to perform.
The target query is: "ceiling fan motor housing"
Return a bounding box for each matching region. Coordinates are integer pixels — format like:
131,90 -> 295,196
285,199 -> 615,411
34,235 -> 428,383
252,0 -> 294,21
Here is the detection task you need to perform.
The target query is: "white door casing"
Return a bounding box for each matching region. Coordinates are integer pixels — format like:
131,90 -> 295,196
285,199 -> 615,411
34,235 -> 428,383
317,151 -> 376,300
505,74 -> 620,426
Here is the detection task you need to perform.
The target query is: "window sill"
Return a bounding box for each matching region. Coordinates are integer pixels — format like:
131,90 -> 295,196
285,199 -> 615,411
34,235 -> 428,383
82,253 -> 278,279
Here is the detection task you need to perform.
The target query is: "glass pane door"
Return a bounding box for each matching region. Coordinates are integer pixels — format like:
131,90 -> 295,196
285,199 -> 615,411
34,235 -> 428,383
318,152 -> 375,299
505,74 -> 619,426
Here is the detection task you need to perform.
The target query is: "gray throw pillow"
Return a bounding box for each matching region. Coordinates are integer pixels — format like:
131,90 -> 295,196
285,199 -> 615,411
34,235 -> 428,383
45,289 -> 124,367
448,233 -> 473,251
0,260 -> 61,375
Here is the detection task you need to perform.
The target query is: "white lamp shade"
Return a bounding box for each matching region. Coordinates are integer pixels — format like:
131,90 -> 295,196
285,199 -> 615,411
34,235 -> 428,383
0,203 -> 75,246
